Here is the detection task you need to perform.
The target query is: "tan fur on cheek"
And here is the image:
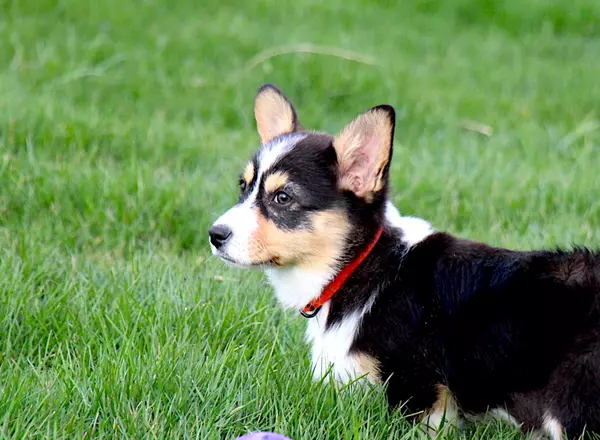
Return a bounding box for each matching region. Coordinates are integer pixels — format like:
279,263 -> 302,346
264,172 -> 289,194
248,209 -> 350,268
299,210 -> 350,271
242,162 -> 255,185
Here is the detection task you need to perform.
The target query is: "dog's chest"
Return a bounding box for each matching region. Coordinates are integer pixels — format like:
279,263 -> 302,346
266,255 -> 391,385
305,304 -> 375,384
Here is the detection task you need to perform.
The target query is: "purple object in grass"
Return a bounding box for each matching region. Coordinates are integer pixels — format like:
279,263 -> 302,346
234,433 -> 293,440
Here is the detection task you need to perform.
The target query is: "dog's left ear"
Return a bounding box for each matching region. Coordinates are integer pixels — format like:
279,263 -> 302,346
254,84 -> 302,145
333,105 -> 395,201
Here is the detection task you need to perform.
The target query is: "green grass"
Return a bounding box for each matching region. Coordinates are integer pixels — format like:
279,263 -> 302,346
1,0 -> 599,438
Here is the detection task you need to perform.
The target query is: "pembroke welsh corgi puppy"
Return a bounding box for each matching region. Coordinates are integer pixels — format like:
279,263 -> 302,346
209,84 -> 600,439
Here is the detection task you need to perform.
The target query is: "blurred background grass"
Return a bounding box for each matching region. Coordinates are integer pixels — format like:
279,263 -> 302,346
0,0 -> 599,438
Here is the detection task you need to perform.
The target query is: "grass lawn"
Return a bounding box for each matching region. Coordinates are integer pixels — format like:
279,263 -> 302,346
1,0 -> 599,438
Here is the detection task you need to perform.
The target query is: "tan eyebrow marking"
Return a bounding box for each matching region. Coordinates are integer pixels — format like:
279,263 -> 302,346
242,162 -> 255,184
264,171 -> 289,193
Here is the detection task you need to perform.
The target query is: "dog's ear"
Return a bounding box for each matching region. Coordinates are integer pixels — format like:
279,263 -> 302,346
333,105 -> 395,201
254,84 -> 302,144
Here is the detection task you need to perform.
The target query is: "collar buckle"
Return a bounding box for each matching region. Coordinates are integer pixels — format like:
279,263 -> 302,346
299,305 -> 322,319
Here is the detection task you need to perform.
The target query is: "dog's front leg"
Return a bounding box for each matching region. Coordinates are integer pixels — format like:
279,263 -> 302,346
387,380 -> 460,439
419,385 -> 460,438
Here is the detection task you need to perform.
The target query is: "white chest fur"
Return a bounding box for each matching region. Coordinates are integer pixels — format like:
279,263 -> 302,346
305,303 -> 375,384
266,269 -> 376,384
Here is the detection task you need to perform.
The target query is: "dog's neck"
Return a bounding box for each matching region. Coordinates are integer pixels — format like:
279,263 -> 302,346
265,266 -> 336,310
265,202 -> 435,311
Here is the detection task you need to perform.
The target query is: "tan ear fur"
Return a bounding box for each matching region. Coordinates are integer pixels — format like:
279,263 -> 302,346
254,84 -> 299,144
333,106 -> 395,200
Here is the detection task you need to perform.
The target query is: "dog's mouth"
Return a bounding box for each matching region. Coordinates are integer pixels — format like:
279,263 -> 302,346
216,254 -> 251,268
216,253 -> 280,268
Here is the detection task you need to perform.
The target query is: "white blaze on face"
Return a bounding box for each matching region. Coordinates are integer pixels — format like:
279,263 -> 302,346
257,133 -> 305,174
210,197 -> 259,265
209,133 -> 306,266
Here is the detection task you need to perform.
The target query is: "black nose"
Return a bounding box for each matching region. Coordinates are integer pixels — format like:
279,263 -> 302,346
209,225 -> 232,249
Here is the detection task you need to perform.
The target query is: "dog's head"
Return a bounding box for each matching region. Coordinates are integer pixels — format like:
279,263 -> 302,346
209,84 -> 395,271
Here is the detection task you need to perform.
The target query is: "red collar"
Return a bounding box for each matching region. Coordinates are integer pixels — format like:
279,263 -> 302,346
300,226 -> 384,318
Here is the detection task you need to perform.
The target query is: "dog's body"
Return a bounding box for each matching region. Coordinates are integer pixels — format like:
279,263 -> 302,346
209,85 -> 600,439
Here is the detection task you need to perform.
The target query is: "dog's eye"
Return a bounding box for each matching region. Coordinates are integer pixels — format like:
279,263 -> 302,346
239,178 -> 247,192
273,191 -> 291,205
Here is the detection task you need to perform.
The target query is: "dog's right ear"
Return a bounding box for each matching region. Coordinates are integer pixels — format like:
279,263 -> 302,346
333,105 -> 396,201
254,84 -> 301,145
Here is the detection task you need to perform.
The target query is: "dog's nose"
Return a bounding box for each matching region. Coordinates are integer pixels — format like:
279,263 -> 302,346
209,225 -> 232,249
